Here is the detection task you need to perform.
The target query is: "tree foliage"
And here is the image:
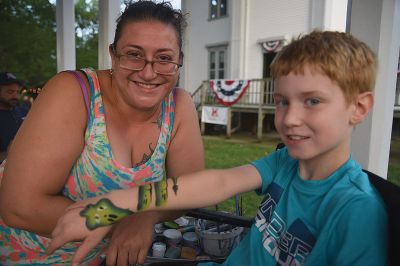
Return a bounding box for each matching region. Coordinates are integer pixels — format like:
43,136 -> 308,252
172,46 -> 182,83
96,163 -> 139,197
0,0 -> 57,87
75,0 -> 98,70
0,0 -> 99,87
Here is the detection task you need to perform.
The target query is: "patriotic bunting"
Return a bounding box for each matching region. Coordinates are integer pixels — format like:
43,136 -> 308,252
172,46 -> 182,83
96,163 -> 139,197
261,40 -> 284,53
210,79 -> 251,106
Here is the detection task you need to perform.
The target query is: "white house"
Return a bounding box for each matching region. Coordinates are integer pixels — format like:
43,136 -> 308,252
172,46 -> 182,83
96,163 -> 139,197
180,0 -> 400,178
180,0 -> 348,93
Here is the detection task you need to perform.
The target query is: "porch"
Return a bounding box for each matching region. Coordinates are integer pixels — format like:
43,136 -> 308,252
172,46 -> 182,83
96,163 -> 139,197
191,78 -> 400,140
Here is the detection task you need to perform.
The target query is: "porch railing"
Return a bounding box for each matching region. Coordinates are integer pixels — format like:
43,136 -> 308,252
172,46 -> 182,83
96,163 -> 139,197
191,78 -> 400,138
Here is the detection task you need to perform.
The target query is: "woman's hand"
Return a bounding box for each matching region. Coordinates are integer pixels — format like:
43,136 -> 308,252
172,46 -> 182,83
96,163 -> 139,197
46,200 -> 112,265
106,212 -> 157,266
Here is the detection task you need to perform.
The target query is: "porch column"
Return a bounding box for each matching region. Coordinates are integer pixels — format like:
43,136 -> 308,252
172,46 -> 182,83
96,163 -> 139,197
98,0 -> 120,70
310,0 -> 348,31
230,0 -> 248,78
56,0 -> 75,72
350,0 -> 400,178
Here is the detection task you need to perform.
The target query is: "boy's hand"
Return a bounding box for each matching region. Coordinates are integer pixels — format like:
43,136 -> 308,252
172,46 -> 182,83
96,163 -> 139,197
46,200 -> 112,265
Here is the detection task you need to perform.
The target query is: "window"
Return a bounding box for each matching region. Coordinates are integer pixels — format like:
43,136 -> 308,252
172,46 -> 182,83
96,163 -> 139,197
209,46 -> 227,79
209,0 -> 227,20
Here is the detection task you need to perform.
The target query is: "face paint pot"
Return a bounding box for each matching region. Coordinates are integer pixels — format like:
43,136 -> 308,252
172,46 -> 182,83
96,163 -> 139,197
182,232 -> 199,248
152,242 -> 167,258
163,229 -> 182,245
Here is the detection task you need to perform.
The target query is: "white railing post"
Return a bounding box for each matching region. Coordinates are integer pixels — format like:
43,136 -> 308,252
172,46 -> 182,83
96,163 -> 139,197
257,79 -> 265,141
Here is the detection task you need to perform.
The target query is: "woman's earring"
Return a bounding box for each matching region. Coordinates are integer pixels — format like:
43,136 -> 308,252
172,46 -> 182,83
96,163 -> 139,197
109,69 -> 114,76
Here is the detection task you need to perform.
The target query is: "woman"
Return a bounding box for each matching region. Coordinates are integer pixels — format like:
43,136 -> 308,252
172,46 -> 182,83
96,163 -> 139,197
0,1 -> 204,265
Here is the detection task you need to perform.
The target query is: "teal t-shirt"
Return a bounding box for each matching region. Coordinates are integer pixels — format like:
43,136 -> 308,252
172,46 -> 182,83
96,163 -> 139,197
200,147 -> 388,266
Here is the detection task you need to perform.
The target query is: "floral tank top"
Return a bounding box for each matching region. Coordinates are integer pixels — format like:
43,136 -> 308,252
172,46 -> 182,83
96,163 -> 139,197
0,68 -> 176,265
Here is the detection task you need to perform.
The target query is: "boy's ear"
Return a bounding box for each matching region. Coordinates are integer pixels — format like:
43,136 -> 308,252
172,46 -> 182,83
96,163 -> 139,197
350,91 -> 374,125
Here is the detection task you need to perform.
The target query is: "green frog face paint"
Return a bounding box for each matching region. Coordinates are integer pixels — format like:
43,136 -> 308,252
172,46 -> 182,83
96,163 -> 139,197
138,183 -> 152,211
80,198 -> 134,230
154,177 -> 168,206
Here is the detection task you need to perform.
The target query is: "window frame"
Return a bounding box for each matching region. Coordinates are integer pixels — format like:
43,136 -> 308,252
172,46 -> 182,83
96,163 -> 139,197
209,0 -> 228,20
208,45 -> 227,80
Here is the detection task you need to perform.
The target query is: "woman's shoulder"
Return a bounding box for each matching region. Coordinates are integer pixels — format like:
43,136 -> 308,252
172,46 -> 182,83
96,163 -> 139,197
30,71 -> 89,125
173,88 -> 195,109
168,87 -> 201,141
40,71 -> 87,100
174,87 -> 191,99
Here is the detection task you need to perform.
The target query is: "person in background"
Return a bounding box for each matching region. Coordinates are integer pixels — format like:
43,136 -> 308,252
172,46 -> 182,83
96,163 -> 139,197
0,1 -> 204,265
0,72 -> 29,162
48,30 -> 387,266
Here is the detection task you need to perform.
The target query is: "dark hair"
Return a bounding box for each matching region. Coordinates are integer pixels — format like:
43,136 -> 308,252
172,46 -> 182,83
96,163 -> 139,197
112,0 -> 187,53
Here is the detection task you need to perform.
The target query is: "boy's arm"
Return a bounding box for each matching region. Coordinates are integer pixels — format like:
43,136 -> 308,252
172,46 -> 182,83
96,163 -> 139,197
112,165 -> 261,212
47,165 -> 261,262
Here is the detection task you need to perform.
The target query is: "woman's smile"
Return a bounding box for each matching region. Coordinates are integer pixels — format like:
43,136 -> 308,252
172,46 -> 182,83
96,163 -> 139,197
132,80 -> 160,89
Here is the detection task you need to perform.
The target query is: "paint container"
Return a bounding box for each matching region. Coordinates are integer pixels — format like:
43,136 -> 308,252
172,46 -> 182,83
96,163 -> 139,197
165,246 -> 181,259
163,229 -> 182,245
152,242 -> 166,258
181,246 -> 197,260
154,223 -> 165,234
196,220 -> 243,257
182,232 -> 199,248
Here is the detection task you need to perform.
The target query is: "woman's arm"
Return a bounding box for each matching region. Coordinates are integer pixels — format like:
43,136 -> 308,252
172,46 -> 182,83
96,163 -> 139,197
0,71 -> 88,236
114,166 -> 262,212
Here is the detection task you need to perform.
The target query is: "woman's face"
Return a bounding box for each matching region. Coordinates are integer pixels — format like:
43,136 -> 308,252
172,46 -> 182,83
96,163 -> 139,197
111,20 -> 180,111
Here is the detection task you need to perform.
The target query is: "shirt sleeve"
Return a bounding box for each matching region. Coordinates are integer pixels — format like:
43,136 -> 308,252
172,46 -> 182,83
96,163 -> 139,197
250,147 -> 288,195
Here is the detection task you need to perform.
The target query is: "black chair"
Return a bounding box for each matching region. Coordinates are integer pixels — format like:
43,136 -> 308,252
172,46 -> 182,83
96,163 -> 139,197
364,169 -> 400,266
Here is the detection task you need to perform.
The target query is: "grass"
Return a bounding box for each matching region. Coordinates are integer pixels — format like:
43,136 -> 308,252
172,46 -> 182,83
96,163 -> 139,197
389,136 -> 400,185
204,134 -> 400,217
203,135 -> 280,217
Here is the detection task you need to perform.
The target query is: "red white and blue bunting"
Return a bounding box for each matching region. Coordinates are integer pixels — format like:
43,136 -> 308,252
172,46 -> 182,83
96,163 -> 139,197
210,79 -> 251,107
261,40 -> 284,53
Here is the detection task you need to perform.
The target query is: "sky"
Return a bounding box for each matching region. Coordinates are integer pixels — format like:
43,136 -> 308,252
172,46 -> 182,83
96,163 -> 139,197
169,0 -> 182,9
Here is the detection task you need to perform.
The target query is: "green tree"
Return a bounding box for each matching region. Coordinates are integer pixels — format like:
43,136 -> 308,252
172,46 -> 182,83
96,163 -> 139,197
0,0 -> 57,87
0,0 -> 99,87
75,0 -> 98,70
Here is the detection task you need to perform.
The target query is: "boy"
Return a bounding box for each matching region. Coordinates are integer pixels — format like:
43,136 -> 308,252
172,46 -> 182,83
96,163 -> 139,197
48,31 -> 388,266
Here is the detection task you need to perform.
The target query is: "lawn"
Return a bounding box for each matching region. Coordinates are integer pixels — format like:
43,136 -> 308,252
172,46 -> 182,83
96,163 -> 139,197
203,136 -> 279,218
389,136 -> 400,185
204,135 -> 400,218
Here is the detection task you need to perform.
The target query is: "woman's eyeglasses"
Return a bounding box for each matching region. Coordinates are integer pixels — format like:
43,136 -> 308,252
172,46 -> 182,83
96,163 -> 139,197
114,53 -> 182,75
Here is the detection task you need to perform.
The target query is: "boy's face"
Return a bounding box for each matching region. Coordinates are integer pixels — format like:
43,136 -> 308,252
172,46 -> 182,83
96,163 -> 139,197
273,65 -> 356,171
